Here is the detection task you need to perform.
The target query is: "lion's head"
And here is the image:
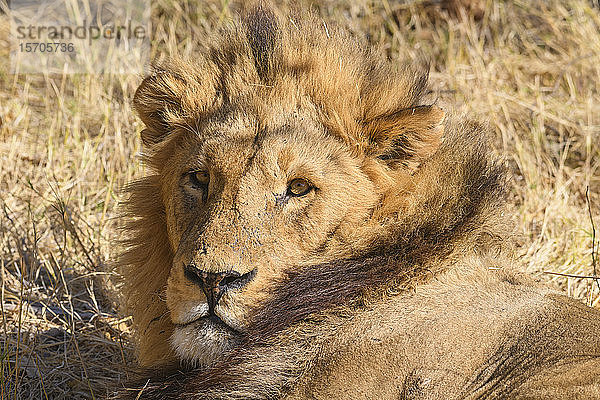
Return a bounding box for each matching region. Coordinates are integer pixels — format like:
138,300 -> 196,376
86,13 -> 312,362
119,7 -> 503,369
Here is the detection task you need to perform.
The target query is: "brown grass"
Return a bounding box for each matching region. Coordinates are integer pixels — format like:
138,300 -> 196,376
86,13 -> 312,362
1,0 -> 599,398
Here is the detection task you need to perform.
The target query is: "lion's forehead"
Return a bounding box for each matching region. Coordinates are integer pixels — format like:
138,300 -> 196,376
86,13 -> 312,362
173,116 -> 349,179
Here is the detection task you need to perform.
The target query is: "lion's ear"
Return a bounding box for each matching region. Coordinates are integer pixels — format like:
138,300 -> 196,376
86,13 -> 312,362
363,105 -> 445,169
133,71 -> 187,147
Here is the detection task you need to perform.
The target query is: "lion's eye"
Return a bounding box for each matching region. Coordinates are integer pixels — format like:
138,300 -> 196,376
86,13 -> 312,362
287,178 -> 312,197
189,170 -> 209,187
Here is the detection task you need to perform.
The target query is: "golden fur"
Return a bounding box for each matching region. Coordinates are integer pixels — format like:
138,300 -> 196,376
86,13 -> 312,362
117,6 -> 600,399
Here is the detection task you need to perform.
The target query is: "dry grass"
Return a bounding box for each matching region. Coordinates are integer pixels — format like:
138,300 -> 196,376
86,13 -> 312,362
1,0 -> 599,398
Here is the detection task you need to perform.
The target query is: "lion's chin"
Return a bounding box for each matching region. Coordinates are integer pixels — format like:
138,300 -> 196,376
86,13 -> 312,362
170,317 -> 238,368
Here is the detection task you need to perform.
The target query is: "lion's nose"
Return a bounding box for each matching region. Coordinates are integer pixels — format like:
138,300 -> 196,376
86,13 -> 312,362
183,265 -> 255,313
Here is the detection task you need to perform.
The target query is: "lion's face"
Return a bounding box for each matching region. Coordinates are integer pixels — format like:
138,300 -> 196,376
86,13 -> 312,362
126,13 -> 447,367
162,111 -> 382,365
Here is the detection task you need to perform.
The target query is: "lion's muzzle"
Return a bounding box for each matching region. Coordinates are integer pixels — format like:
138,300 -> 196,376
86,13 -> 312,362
183,264 -> 256,313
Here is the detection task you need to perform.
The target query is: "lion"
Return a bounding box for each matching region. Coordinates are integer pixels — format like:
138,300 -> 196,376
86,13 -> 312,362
116,5 -> 600,399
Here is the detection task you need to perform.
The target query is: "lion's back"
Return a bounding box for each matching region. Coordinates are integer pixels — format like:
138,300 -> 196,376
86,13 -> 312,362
284,261 -> 600,399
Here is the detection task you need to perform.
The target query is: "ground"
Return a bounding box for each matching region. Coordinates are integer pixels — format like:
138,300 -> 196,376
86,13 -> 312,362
0,0 -> 599,398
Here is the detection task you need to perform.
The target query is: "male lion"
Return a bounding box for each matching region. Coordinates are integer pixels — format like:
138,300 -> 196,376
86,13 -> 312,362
117,6 -> 600,399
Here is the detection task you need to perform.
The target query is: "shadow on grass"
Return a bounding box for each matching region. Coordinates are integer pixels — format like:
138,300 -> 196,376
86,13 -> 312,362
1,192 -> 134,400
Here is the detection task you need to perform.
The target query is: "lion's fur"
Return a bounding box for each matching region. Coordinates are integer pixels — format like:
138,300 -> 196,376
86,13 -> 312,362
117,5 -> 600,399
